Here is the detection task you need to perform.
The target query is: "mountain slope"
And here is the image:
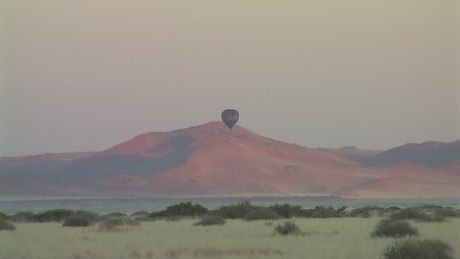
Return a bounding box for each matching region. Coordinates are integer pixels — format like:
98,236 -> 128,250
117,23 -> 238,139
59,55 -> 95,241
63,122 -> 363,195
358,141 -> 460,168
0,122 -> 459,197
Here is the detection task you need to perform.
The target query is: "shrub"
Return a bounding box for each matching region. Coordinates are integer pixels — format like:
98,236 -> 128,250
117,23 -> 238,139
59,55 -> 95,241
390,208 -> 421,220
36,209 -> 74,222
434,207 -> 460,218
150,202 -> 208,218
269,204 -> 302,218
166,216 -> 180,221
0,218 -> 15,231
348,206 -> 385,218
243,208 -> 280,221
274,221 -> 302,235
391,208 -> 446,222
382,239 -> 454,259
0,212 -> 7,220
299,206 -> 347,218
101,212 -> 127,219
9,212 -> 37,223
75,210 -> 99,222
348,207 -> 372,218
216,201 -> 255,219
195,214 -> 226,226
118,217 -> 139,226
131,211 -> 152,221
99,213 -> 139,231
393,208 -> 426,220
63,216 -> 92,227
62,211 -> 99,227
372,218 -> 418,238
98,218 -> 121,231
430,213 -> 447,223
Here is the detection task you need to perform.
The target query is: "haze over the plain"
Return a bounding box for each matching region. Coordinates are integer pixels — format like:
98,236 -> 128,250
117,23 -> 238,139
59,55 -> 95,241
1,1 -> 459,156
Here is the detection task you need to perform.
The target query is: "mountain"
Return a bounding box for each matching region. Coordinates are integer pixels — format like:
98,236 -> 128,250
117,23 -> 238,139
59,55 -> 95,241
354,141 -> 460,169
318,146 -> 379,164
0,152 -> 95,196
1,122 -> 459,198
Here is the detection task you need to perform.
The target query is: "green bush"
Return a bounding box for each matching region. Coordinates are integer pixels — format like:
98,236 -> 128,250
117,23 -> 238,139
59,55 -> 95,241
63,216 -> 92,227
194,214 -> 226,226
62,211 -> 99,227
390,208 -> 421,220
166,216 -> 180,221
299,206 -> 347,218
75,210 -> 99,222
372,218 -> 418,238
131,211 -> 152,221
348,207 -> 372,218
382,239 -> 454,259
0,212 -> 7,220
99,218 -> 122,231
348,206 -> 386,218
216,201 -> 255,219
274,221 -> 302,235
36,209 -> 75,222
9,212 -> 37,223
391,208 -> 430,221
430,213 -> 447,223
433,207 -> 460,218
99,216 -> 139,231
269,204 -> 302,218
243,208 -> 280,221
150,202 -> 208,218
391,208 -> 446,222
101,212 -> 127,219
0,218 -> 16,231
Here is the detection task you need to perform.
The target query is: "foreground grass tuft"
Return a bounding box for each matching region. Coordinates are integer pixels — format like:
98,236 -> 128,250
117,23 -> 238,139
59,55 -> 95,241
274,220 -> 302,235
382,239 -> 454,259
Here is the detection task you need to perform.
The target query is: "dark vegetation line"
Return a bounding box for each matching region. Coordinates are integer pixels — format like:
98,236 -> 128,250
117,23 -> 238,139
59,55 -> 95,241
1,201 -> 460,225
1,202 -> 459,259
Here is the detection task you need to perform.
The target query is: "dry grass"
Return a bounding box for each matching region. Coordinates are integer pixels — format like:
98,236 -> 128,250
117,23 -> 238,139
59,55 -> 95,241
0,218 -> 459,259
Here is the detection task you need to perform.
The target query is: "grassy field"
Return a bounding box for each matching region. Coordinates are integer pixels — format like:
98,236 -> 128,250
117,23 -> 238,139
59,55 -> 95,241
1,217 -> 459,259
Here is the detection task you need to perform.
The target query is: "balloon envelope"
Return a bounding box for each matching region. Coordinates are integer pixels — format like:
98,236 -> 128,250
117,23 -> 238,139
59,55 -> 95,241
221,109 -> 239,129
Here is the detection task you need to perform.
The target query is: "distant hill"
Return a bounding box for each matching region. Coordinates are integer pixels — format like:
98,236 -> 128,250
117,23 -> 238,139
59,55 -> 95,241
1,122 -> 459,198
318,146 -> 379,164
355,141 -> 460,169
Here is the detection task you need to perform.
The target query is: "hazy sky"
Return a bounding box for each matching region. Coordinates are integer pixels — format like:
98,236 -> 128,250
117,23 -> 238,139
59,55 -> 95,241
1,0 -> 459,156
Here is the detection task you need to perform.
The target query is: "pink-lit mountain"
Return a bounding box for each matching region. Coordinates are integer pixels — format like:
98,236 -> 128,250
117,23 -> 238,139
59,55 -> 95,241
1,122 -> 459,198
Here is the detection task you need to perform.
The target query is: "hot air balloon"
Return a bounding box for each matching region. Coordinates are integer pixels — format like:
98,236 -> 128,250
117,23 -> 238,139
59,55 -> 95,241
221,109 -> 239,130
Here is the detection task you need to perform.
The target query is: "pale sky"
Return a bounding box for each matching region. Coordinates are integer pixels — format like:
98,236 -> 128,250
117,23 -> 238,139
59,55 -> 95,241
1,0 -> 459,156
